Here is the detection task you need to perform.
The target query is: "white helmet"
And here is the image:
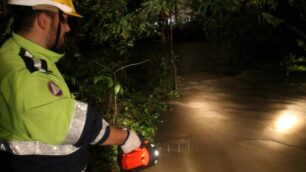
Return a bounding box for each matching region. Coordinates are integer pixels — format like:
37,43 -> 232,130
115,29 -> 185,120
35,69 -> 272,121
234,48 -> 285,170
7,0 -> 82,17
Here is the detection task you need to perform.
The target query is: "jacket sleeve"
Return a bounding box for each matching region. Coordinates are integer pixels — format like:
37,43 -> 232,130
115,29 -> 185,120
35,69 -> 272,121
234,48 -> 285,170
19,71 -> 110,146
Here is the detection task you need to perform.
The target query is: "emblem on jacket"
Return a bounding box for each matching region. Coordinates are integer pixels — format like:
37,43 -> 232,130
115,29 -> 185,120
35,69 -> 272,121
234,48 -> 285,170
48,81 -> 63,96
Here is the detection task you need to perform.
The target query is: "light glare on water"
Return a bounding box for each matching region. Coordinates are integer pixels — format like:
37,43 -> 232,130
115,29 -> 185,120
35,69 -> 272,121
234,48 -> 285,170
275,113 -> 298,133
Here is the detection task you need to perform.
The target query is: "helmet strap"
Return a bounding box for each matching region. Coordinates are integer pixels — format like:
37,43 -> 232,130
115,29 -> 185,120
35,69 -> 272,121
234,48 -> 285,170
51,11 -> 64,53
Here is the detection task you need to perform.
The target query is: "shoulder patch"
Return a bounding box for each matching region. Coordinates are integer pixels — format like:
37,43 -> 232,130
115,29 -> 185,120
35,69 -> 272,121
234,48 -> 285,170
19,48 -> 51,73
48,81 -> 63,97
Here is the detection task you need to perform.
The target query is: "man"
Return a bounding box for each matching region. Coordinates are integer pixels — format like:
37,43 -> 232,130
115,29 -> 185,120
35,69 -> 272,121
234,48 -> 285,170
0,0 -> 141,171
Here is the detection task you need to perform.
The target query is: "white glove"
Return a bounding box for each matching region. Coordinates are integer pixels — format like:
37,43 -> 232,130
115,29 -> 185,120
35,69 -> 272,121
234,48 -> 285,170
120,129 -> 141,153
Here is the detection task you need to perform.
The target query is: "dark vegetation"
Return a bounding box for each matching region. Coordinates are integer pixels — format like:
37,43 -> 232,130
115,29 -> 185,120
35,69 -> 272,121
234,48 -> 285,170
1,0 -> 306,171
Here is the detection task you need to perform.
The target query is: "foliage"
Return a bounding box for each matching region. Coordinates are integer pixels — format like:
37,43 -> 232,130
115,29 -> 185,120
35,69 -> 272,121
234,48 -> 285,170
283,54 -> 306,75
198,0 -> 242,16
196,0 -> 280,39
261,12 -> 283,28
259,0 -> 306,72
119,91 -> 167,140
192,0 -> 306,71
73,0 -> 157,54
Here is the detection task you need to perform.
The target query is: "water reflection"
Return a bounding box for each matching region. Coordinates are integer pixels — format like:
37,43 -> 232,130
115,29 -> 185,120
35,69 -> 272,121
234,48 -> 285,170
271,103 -> 305,135
187,101 -> 203,108
275,114 -> 298,133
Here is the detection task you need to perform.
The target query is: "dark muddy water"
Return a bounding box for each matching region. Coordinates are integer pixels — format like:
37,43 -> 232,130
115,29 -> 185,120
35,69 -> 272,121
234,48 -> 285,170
144,42 -> 306,172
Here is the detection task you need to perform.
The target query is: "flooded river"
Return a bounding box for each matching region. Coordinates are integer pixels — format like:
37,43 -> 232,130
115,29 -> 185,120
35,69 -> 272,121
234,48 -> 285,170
144,42 -> 306,172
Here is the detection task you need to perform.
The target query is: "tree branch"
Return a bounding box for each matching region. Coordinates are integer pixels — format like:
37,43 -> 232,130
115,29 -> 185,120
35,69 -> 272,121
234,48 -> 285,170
114,59 -> 150,75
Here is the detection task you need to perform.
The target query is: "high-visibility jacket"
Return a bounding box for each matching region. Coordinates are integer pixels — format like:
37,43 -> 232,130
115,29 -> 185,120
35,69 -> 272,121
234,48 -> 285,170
0,33 -> 110,171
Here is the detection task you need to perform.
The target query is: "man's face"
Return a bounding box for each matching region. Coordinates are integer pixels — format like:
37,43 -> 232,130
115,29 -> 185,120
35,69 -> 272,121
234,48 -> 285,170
46,12 -> 71,51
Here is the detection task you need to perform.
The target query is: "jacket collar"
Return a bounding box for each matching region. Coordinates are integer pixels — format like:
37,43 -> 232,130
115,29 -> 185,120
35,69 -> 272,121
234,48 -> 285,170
12,33 -> 64,63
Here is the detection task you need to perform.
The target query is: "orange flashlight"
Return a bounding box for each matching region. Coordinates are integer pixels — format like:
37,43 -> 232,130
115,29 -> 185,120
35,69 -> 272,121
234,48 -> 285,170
120,141 -> 159,171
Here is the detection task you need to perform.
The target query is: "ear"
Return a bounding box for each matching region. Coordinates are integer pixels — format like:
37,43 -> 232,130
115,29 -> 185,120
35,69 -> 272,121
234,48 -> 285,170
36,12 -> 51,30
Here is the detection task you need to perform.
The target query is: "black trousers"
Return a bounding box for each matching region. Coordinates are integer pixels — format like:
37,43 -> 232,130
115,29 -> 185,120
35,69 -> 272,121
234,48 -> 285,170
0,147 -> 88,172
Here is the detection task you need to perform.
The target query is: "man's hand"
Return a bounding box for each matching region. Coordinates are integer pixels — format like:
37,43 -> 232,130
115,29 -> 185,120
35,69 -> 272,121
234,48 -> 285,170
101,127 -> 141,153
120,130 -> 141,153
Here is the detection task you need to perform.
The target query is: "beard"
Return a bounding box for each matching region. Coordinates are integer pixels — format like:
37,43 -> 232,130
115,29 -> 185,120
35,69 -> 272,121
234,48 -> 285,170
46,21 -> 66,53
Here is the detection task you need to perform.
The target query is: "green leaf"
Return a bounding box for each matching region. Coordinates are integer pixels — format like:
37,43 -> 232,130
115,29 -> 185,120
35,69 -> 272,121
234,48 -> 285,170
262,12 -> 283,28
114,83 -> 121,95
93,76 -> 114,88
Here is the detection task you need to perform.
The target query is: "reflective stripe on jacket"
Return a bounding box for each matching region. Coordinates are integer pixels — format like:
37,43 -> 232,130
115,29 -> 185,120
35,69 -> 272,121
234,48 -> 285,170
0,140 -> 79,155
